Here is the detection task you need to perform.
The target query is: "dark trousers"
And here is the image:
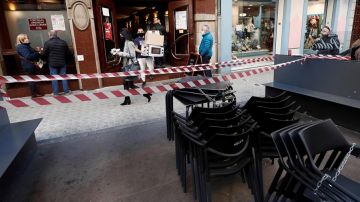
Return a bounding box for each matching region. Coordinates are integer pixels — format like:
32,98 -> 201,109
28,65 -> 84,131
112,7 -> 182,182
24,67 -> 38,96
201,55 -> 212,77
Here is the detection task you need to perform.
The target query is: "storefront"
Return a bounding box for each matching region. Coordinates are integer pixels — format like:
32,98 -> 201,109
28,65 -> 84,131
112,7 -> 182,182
231,0 -> 276,58
0,0 -> 79,97
0,0 -> 217,98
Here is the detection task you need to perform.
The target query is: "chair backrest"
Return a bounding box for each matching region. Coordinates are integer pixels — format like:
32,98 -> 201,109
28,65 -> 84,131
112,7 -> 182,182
207,123 -> 256,154
242,93 -> 290,110
263,105 -> 301,120
197,110 -> 249,130
191,106 -> 241,124
298,119 -> 350,157
261,117 -> 299,133
188,100 -> 236,121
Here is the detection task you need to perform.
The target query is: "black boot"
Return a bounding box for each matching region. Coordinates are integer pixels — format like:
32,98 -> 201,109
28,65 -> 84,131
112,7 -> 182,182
143,93 -> 152,102
121,96 -> 131,105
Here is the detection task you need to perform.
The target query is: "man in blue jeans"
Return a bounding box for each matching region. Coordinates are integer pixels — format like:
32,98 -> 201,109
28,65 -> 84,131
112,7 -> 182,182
199,25 -> 213,77
43,30 -> 72,95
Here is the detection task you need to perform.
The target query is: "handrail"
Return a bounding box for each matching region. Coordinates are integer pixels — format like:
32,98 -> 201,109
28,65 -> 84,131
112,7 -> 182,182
170,33 -> 191,60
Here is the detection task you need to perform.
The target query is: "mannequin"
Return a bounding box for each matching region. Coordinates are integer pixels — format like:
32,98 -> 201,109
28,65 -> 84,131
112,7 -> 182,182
104,17 -> 113,41
304,16 -> 320,49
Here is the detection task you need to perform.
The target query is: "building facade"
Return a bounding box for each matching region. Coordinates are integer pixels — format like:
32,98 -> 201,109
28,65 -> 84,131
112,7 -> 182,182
0,0 -> 359,98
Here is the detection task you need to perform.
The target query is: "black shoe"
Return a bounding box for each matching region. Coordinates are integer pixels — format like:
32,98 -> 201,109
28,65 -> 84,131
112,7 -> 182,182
143,94 -> 152,102
121,96 -> 131,105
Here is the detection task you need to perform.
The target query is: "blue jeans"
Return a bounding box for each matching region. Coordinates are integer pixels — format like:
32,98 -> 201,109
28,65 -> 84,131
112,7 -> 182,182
49,66 -> 69,95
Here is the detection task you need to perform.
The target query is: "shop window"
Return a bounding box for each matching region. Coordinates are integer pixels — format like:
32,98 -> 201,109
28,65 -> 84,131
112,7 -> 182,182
101,6 -> 115,63
232,0 -> 276,57
303,0 -> 327,54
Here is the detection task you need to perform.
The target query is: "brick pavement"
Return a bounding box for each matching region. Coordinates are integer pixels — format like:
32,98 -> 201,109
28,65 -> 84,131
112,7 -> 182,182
5,62 -> 273,142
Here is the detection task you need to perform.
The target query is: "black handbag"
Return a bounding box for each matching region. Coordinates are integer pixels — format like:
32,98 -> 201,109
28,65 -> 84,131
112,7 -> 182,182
123,58 -> 140,72
122,58 -> 140,81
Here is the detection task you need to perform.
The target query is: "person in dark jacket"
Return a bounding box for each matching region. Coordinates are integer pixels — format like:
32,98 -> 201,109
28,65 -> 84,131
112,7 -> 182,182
43,30 -> 72,96
312,26 -> 340,55
340,38 -> 360,60
199,25 -> 214,77
15,33 -> 43,98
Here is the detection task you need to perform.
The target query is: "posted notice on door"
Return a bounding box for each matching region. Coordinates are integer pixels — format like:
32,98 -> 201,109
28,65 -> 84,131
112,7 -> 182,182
175,11 -> 187,30
51,15 -> 66,31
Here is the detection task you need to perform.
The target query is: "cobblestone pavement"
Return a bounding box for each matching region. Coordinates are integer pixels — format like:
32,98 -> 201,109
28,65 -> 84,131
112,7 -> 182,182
6,62 -> 274,142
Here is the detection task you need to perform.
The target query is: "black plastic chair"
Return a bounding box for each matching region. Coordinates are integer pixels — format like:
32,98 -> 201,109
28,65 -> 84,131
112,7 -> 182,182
298,120 -> 360,200
175,118 -> 261,202
268,120 -> 360,201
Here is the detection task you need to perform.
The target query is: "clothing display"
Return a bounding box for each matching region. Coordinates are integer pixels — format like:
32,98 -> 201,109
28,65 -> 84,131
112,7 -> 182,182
233,17 -> 274,53
104,22 -> 113,41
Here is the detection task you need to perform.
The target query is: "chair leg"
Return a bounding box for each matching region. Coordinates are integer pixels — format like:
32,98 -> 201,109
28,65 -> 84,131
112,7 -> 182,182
265,165 -> 284,201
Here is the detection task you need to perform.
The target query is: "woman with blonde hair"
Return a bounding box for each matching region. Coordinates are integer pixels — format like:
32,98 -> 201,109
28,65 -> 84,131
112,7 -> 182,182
15,33 -> 42,98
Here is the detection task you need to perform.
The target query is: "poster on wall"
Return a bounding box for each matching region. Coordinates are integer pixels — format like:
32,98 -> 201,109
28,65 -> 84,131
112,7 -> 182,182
51,15 -> 66,31
175,10 -> 187,30
28,18 -> 47,30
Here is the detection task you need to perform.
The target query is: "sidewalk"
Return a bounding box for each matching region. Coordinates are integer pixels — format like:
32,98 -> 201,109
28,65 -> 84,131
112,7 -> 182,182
6,62 -> 274,142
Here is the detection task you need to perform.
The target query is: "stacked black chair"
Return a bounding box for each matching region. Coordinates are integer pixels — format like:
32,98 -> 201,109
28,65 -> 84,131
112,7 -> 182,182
166,84 -> 236,141
241,92 -> 302,198
268,119 -> 360,201
172,103 -> 263,202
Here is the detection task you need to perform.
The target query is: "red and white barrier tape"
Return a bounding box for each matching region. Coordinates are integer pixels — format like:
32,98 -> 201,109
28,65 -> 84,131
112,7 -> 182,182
0,56 -> 274,84
304,54 -> 351,61
0,58 -> 304,109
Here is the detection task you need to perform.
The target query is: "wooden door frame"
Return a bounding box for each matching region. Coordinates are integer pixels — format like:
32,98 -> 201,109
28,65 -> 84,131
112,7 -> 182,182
93,0 -> 119,73
168,0 -> 195,66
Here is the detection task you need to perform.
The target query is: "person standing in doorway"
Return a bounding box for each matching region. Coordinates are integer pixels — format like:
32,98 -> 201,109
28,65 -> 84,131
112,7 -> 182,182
199,25 -> 214,77
152,17 -> 166,68
312,26 -> 340,55
15,34 -> 43,98
43,30 -> 72,96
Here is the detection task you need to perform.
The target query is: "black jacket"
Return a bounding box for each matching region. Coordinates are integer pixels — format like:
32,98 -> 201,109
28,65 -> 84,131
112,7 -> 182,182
340,45 -> 360,60
312,34 -> 340,55
16,43 -> 40,71
43,37 -> 72,68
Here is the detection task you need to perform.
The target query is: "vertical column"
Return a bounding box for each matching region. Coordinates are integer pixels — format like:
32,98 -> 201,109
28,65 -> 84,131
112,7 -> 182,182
287,0 -> 306,55
274,0 -> 285,54
66,0 -> 101,90
219,0 -> 232,73
194,0 -> 217,63
332,0 -> 351,51
0,2 -> 11,96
